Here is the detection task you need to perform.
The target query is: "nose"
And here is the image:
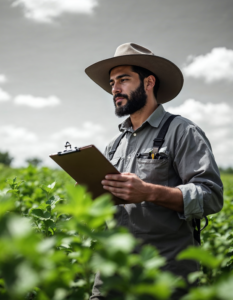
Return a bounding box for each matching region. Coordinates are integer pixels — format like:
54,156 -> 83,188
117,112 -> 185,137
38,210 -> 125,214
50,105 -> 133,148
112,82 -> 121,95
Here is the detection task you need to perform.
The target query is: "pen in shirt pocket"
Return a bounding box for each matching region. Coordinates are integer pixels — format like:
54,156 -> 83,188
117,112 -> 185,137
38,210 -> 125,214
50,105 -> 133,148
149,149 -> 155,159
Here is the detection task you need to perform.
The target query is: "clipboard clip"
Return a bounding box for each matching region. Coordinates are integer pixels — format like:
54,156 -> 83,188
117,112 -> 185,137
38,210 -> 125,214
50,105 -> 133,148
57,141 -> 81,156
65,141 -> 72,151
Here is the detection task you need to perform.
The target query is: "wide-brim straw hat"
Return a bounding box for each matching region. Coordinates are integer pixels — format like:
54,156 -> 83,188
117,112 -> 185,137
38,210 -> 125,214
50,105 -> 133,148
85,43 -> 184,104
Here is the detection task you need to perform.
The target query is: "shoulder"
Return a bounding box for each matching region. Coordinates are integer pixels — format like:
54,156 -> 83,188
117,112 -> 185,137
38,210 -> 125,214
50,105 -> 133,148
104,131 -> 125,159
168,114 -> 207,138
106,131 -> 124,149
167,114 -> 212,150
169,114 -> 200,130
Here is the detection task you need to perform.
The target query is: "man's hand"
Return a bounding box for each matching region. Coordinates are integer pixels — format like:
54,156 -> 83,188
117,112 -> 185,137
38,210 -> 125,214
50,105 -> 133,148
101,172 -> 150,203
101,172 -> 184,212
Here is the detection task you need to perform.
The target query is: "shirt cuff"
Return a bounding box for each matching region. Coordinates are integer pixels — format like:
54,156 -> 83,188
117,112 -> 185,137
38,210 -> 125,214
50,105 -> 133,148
176,183 -> 204,221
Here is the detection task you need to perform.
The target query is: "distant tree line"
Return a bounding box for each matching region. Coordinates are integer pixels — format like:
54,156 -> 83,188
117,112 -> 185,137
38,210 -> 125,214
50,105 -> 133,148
0,150 -> 232,172
0,151 -> 42,167
0,151 -> 13,166
218,167 -> 233,174
25,157 -> 42,167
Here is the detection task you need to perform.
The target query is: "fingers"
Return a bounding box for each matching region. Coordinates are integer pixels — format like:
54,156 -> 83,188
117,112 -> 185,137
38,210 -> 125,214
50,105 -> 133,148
105,173 -> 131,181
111,192 -> 128,200
103,185 -> 129,199
102,173 -> 135,190
103,185 -> 120,193
101,179 -> 125,188
102,173 -> 138,202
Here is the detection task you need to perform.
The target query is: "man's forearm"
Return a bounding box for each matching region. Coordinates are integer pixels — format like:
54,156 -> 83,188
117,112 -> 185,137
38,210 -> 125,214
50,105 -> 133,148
145,183 -> 184,213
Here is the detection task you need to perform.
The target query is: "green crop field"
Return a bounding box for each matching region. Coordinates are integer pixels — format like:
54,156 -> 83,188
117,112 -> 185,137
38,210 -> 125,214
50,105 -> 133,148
0,164 -> 233,300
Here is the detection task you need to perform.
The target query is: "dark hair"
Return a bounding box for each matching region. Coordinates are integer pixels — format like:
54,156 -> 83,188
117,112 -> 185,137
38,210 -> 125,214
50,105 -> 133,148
131,65 -> 160,98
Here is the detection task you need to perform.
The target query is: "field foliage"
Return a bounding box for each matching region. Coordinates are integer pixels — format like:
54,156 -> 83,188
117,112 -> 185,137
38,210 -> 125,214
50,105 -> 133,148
0,164 -> 233,300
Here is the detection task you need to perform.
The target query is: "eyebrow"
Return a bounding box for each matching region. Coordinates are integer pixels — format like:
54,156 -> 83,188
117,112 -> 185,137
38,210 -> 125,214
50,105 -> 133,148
109,74 -> 131,84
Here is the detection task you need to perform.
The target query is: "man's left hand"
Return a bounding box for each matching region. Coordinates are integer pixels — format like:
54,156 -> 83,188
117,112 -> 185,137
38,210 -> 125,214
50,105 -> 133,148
101,173 -> 150,203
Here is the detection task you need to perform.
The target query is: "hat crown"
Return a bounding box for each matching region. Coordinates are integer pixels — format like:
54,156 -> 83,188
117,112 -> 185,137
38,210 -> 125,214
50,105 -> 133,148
114,43 -> 154,57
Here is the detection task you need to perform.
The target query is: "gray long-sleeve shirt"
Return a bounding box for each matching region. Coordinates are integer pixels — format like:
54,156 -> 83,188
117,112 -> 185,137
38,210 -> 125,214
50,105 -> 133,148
104,104 -> 223,278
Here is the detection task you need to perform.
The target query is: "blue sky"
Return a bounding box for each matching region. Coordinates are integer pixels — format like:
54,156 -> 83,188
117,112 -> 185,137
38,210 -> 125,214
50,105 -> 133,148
0,0 -> 233,167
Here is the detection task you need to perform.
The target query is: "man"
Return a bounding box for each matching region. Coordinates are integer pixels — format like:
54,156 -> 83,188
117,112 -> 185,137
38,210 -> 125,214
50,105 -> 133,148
85,43 -> 223,299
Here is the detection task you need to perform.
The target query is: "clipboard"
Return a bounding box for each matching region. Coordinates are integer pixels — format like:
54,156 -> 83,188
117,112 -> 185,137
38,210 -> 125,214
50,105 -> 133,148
49,142 -> 125,205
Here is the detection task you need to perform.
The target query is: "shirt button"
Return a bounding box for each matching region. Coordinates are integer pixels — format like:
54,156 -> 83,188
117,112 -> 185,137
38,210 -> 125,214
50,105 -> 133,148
128,156 -> 131,159
133,133 -> 137,136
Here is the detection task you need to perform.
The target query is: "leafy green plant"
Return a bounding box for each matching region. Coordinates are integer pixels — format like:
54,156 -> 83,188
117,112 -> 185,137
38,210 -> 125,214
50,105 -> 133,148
0,166 -> 233,299
0,169 -> 182,300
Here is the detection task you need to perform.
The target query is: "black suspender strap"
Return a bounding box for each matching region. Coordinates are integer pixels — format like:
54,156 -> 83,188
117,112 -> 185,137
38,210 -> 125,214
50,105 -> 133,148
192,218 -> 201,244
109,131 -> 127,161
110,114 -> 179,161
152,114 -> 179,155
201,216 -> 209,231
192,216 -> 208,244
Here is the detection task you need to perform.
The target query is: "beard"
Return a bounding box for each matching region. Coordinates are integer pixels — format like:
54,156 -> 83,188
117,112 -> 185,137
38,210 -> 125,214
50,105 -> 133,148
113,80 -> 147,117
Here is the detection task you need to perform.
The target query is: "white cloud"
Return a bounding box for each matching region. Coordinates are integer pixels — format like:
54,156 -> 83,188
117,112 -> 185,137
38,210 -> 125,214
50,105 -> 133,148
182,47 -> 233,83
0,121 -> 107,167
12,0 -> 99,23
0,87 -> 11,102
0,74 -> 7,84
52,122 -> 105,140
0,125 -> 55,167
167,99 -> 232,127
0,74 -> 10,102
14,95 -> 60,108
167,99 -> 233,168
0,125 -> 38,145
0,121 -> 108,167
51,121 -> 108,156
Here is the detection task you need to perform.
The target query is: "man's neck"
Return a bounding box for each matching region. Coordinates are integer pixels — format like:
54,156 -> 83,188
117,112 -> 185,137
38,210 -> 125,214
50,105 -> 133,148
130,99 -> 158,131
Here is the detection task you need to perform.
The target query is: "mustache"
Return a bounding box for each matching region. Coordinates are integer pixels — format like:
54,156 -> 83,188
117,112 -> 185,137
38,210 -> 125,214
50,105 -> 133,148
113,93 -> 129,102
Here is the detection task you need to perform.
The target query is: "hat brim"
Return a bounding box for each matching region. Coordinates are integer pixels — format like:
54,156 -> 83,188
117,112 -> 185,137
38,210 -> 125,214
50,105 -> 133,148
85,54 -> 183,104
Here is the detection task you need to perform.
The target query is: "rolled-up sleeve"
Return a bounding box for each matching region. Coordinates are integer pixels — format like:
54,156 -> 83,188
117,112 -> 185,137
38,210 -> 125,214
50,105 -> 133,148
174,125 -> 223,221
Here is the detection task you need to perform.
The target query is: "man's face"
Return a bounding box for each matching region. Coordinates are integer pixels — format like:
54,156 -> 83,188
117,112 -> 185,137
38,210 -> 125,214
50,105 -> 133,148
109,66 -> 147,117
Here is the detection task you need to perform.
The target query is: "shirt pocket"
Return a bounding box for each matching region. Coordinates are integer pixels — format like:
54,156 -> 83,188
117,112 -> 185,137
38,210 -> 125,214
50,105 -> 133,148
136,156 -> 169,186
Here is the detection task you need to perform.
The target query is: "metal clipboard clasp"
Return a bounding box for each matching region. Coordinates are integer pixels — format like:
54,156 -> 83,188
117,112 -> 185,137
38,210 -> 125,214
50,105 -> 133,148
64,141 -> 72,151
57,141 -> 80,156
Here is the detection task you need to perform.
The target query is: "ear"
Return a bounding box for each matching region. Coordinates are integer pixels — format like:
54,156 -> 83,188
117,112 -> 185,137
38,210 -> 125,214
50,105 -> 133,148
144,75 -> 156,92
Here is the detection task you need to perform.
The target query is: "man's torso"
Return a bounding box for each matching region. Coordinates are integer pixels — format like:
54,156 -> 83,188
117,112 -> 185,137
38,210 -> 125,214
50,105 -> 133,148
104,105 -> 201,278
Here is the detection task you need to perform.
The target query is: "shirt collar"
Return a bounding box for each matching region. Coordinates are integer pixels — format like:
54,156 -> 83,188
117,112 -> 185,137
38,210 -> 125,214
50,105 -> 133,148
118,104 -> 167,132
